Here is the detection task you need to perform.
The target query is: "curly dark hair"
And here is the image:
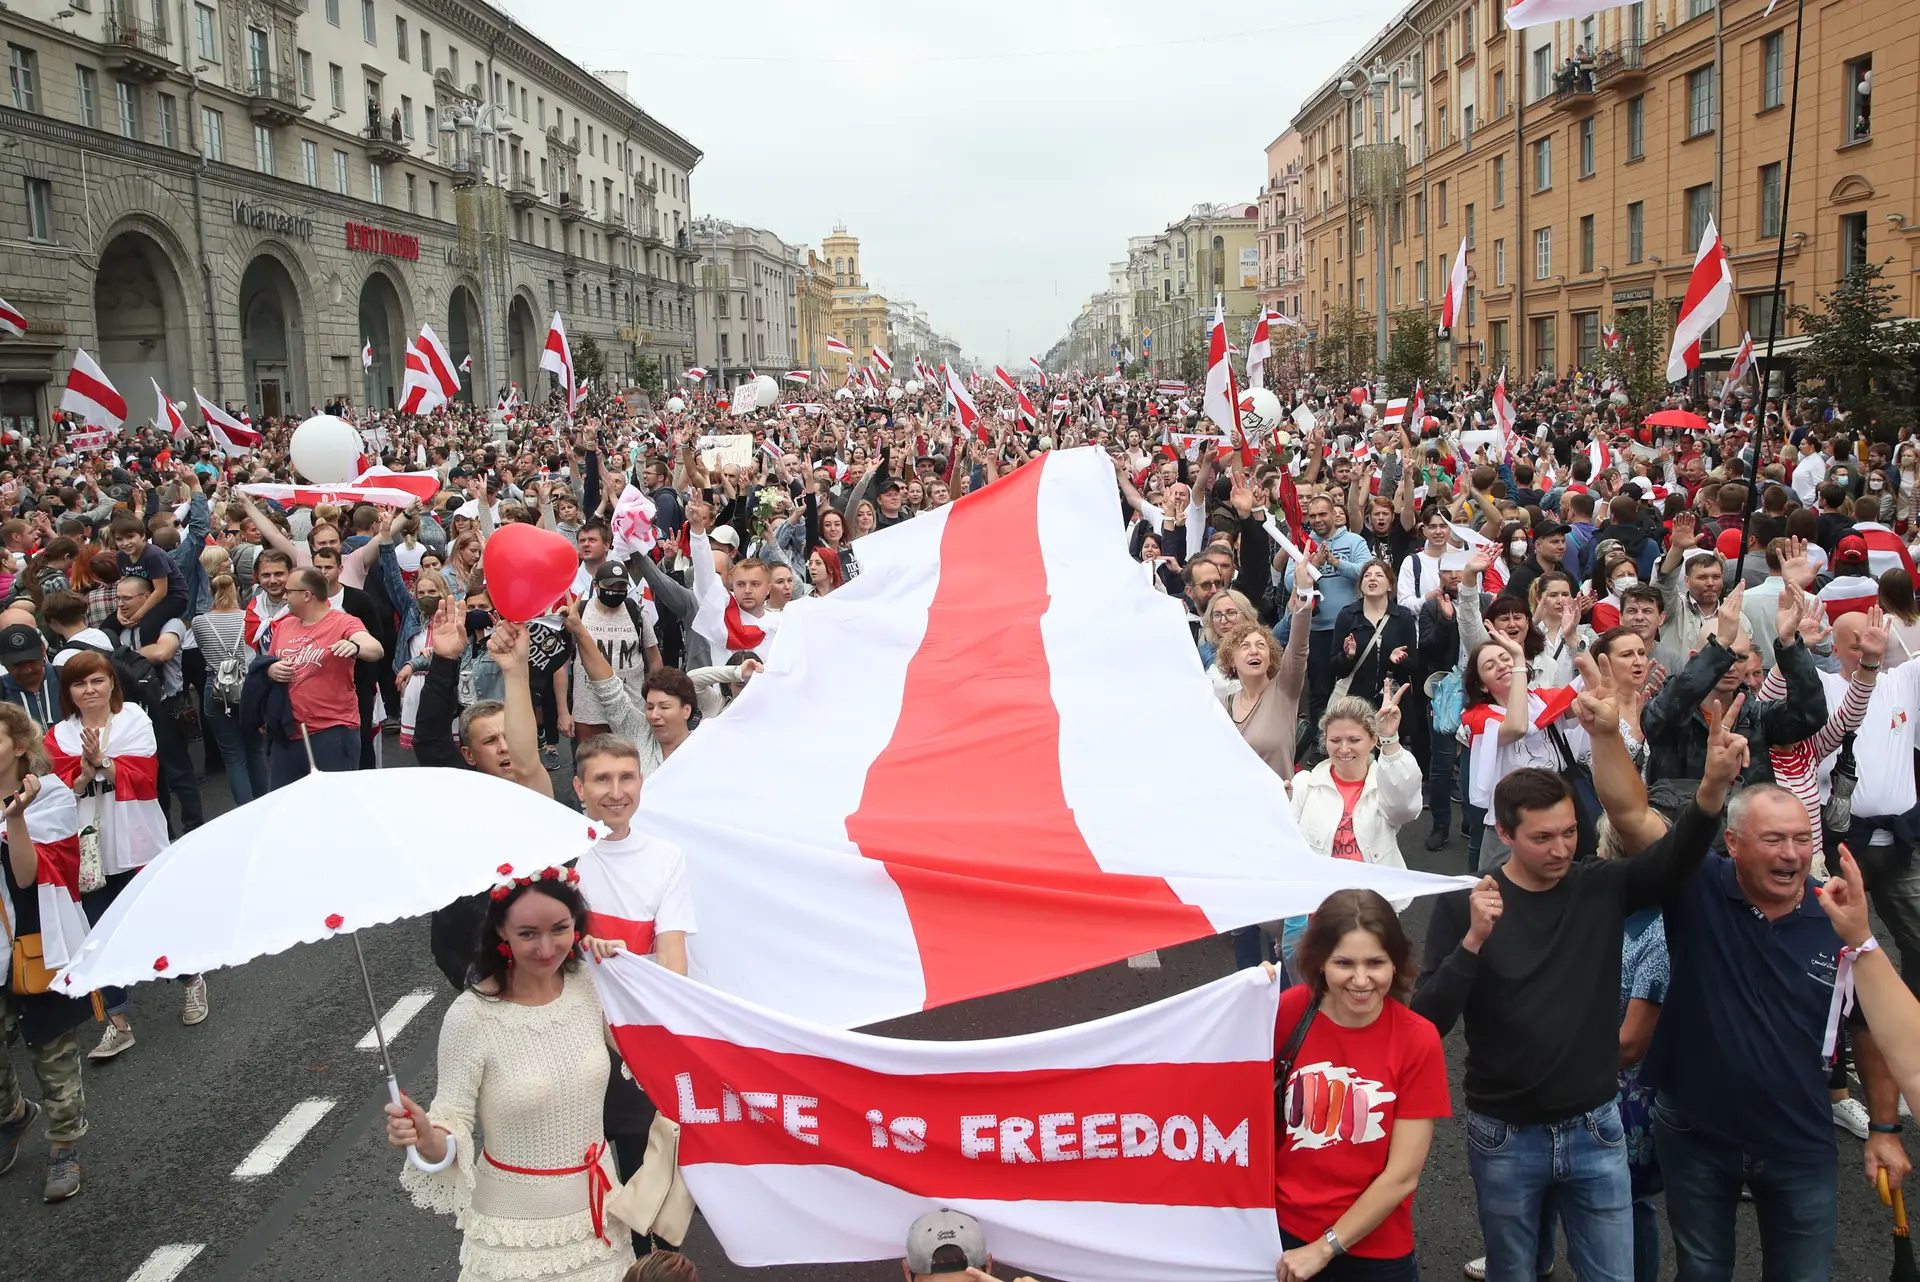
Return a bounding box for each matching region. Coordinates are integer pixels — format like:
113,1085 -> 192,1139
468,877 -> 590,996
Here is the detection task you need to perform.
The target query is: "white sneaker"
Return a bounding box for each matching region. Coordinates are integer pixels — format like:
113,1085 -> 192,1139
87,1023 -> 136,1060
181,976 -> 209,1026
1833,1095 -> 1871,1140
1463,1259 -> 1486,1280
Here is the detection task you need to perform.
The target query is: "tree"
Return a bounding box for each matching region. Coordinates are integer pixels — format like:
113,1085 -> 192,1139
572,334 -> 609,388
1382,309 -> 1438,397
632,352 -> 661,393
1313,304 -> 1373,390
1598,299 -> 1677,417
1789,259 -> 1920,439
1175,334 -> 1208,388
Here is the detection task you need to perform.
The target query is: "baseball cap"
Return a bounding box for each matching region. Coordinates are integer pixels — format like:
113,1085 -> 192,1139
593,561 -> 630,587
1834,534 -> 1869,570
1532,522 -> 1570,541
880,476 -> 906,492
708,525 -> 741,549
904,1208 -> 987,1274
0,623 -> 43,667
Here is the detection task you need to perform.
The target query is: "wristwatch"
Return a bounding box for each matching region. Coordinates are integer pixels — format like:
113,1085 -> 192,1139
1323,1228 -> 1347,1257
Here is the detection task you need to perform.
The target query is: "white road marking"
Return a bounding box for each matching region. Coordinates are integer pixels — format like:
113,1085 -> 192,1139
232,1099 -> 338,1180
356,989 -> 436,1051
125,1244 -> 205,1282
1126,951 -> 1161,969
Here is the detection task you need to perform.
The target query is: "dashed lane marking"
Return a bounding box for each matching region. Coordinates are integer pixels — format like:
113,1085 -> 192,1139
231,1099 -> 338,1180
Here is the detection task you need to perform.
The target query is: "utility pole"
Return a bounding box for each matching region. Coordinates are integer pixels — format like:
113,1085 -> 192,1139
1343,59 -> 1414,385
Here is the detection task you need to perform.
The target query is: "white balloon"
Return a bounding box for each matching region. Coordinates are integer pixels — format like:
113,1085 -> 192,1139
834,387 -> 854,401
861,384 -> 880,399
752,374 -> 779,411
289,414 -> 363,483
1237,387 -> 1285,433
886,385 -> 903,402
665,396 -> 686,414
904,380 -> 922,394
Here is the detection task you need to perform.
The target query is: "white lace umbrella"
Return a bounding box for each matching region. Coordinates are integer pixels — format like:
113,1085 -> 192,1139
56,764 -> 598,1169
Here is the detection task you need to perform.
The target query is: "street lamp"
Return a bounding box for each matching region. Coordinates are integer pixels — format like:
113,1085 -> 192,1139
1341,59 -> 1416,386
441,102 -> 509,421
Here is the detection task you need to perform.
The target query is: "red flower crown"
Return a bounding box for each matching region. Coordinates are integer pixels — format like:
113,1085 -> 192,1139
489,863 -> 580,900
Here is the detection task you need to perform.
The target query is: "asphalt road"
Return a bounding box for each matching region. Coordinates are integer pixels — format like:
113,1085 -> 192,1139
5,738 -> 1908,1282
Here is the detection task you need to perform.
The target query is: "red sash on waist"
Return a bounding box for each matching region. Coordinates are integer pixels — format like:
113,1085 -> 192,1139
482,1142 -> 612,1242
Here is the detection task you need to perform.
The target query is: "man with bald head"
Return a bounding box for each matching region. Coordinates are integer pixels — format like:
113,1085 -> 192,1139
1829,607 -> 1920,994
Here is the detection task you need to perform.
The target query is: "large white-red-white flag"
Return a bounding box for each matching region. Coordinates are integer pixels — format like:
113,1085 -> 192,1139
197,392 -> 262,456
398,341 -> 445,416
0,295 -> 26,338
153,380 -> 187,440
945,363 -> 983,441
595,954 -> 1284,1282
1441,238 -> 1470,331
1667,216 -> 1732,384
540,311 -> 582,415
871,346 -> 892,375
1245,311 -> 1273,390
416,324 -> 462,401
825,336 -> 853,357
993,365 -> 1019,395
60,349 -> 127,432
1505,0 -> 1637,28
1202,305 -> 1245,461
633,449 -> 1452,1028
1854,523 -> 1919,582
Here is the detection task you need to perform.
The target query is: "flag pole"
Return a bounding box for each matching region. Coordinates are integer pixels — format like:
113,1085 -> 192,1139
1750,0 -> 1805,524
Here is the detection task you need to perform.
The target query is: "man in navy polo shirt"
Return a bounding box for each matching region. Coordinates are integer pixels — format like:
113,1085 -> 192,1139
1646,782 -> 1912,1281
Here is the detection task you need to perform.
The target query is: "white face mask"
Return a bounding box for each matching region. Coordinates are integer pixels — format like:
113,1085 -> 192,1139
1611,576 -> 1636,595
1870,479 -> 1885,492
1509,539 -> 1529,558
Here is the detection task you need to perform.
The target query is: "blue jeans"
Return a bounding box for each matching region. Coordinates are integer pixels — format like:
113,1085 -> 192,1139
1631,1196 -> 1661,1282
1426,729 -> 1459,837
202,690 -> 268,806
268,724 -> 360,790
1229,925 -> 1272,970
1465,1102 -> 1633,1282
1652,1093 -> 1837,1282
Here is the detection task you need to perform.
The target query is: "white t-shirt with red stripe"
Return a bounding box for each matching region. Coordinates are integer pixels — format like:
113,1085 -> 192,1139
574,826 -> 696,957
1460,689 -> 1584,824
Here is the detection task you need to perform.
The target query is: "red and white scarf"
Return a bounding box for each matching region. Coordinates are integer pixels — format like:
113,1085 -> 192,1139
45,706 -> 169,875
0,774 -> 84,973
688,531 -> 783,658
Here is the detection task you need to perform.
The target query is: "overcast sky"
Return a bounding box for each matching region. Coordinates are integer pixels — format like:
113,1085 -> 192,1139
505,0 -> 1400,366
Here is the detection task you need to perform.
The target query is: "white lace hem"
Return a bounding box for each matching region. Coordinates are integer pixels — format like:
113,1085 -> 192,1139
453,1206 -> 634,1282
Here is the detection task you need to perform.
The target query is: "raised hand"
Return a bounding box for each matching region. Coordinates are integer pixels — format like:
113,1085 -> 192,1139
1378,678 -> 1406,739
1774,580 -> 1807,647
1818,846 -> 1873,948
1716,580 -> 1747,648
1463,876 -> 1504,953
1799,597 -> 1833,650
1860,604 -> 1890,668
1701,693 -> 1751,794
429,594 -> 467,660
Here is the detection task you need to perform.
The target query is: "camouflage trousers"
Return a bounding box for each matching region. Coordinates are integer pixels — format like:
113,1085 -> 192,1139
0,998 -> 88,1145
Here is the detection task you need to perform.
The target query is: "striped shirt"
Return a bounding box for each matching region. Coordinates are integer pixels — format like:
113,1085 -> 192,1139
1756,665 -> 1875,868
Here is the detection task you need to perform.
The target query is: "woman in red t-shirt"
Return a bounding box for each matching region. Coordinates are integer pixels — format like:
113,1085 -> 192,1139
1272,889 -> 1449,1281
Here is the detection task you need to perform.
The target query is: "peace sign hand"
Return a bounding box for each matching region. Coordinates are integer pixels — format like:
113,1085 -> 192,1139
1377,678 -> 1406,740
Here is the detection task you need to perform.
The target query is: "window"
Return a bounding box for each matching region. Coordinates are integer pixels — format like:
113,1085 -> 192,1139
1579,215 -> 1595,273
1356,219 -> 1365,258
9,45 -> 37,112
1576,312 -> 1601,369
1413,192 -> 1426,236
447,45 -> 459,84
1466,203 -> 1476,250
1759,163 -> 1782,238
199,106 -> 223,160
328,63 -> 344,112
1493,69 -> 1506,117
1579,118 -> 1594,177
1845,56 -> 1872,142
1393,266 -> 1403,306
399,94 -> 411,137
1462,105 -> 1475,149
76,66 -> 98,129
1841,212 -> 1868,277
1489,319 -> 1509,367
1685,183 -> 1713,250
369,162 -> 383,203
194,4 -> 217,60
1531,44 -> 1551,101
115,80 -> 138,139
301,138 -> 318,185
246,26 -> 268,83
253,123 -> 273,174
1746,290 -> 1783,341
1534,227 -> 1552,279
325,0 -> 338,24
1533,136 -> 1551,191
1687,0 -> 1713,18
1467,286 -> 1477,327
361,0 -> 376,45
24,178 -> 52,241
1627,201 -> 1645,262
719,333 -> 729,360
418,31 -> 430,71
406,172 -> 416,212
1761,32 -> 1784,110
1531,315 -> 1557,372
1416,260 -> 1429,302
1438,180 -> 1449,225
1686,66 -> 1714,137
333,148 -> 349,194
158,92 -> 177,147
422,104 -> 434,151
1627,95 -> 1645,159
1438,105 -> 1448,144
395,16 -> 407,59
1493,154 -> 1505,206
297,50 -> 313,97
429,180 -> 439,218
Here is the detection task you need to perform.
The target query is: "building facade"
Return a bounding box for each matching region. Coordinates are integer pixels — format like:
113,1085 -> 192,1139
0,0 -> 700,433
818,224 -> 891,374
1258,130 -> 1306,321
690,217 -> 797,383
1292,0 -> 1918,384
1130,202 -> 1261,377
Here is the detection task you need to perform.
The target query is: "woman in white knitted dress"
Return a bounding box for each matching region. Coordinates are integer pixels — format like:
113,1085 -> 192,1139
386,868 -> 634,1281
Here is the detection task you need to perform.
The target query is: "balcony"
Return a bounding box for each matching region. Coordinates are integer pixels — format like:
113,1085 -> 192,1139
561,250 -> 580,277
639,215 -> 662,247
507,174 -> 539,209
1592,39 -> 1647,88
245,71 -> 307,127
1552,70 -> 1598,112
360,118 -> 408,166
558,185 -> 587,224
103,15 -> 173,81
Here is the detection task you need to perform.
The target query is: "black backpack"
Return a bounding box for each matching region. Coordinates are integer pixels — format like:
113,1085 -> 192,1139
62,639 -> 165,708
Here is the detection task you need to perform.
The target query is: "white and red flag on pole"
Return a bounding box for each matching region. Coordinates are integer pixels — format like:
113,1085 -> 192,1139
1245,311 -> 1273,389
1602,324 -> 1620,352
458,353 -> 473,374
60,349 -> 127,432
1505,0 -> 1638,28
0,295 -> 26,338
1029,356 -> 1047,388
198,392 -> 262,455
1016,385 -> 1039,425
1441,238 -> 1470,331
1725,330 -> 1756,389
634,449 -> 1450,1028
1409,381 -> 1426,431
945,363 -> 983,441
992,365 -> 1018,395
153,380 -> 187,440
595,955 -> 1285,1281
1202,304 -> 1247,463
870,346 -> 892,376
683,367 -> 709,382
416,324 -> 462,402
1492,366 -> 1516,456
397,341 -> 445,416
541,312 -> 582,416
1666,216 -> 1733,384
361,338 -> 373,372
825,336 -> 853,357
1380,397 -> 1410,427
784,370 -> 812,384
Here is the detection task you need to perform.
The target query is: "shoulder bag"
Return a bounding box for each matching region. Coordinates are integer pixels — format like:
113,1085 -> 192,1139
0,859 -> 55,995
1331,616 -> 1386,704
1273,993 -> 1320,1133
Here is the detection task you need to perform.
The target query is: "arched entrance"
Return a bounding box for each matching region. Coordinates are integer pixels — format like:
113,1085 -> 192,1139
239,254 -> 306,418
93,230 -> 190,403
357,271 -> 407,409
506,294 -> 539,402
447,284 -> 481,404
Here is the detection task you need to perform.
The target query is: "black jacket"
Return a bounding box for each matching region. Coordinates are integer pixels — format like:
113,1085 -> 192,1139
238,652 -> 297,743
1641,636 -> 1828,786
1331,601 -> 1420,704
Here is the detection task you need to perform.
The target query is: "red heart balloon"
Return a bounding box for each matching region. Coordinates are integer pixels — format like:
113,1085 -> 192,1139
484,524 -> 578,622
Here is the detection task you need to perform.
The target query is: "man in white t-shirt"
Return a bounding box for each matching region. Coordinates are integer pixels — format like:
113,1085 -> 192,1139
1397,508 -> 1455,610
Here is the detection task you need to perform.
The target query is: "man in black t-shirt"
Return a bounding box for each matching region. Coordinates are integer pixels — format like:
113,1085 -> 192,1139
524,615 -> 574,771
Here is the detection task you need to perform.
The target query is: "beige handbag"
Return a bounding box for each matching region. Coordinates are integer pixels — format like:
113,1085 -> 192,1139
604,1112 -> 695,1248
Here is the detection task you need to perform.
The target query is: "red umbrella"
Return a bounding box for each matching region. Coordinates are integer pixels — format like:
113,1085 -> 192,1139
1643,409 -> 1711,431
